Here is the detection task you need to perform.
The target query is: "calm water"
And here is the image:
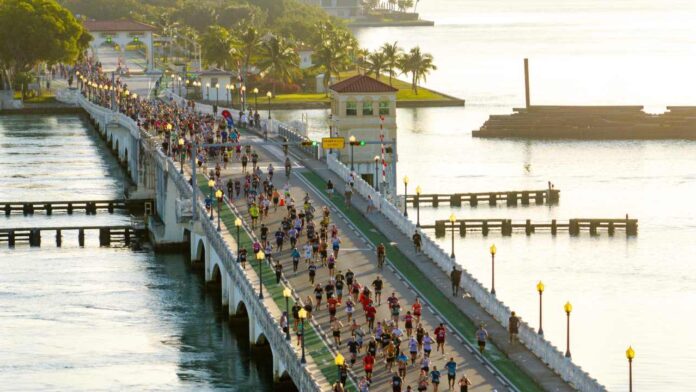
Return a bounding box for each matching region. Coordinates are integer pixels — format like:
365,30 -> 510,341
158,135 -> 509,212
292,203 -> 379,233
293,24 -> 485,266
272,1 -> 696,390
0,115 -> 274,391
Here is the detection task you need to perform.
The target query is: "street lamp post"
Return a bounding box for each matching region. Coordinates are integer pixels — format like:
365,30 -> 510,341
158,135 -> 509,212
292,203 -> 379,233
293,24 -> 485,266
415,185 -> 422,227
178,138 -> 185,174
564,301 -> 573,358
626,346 -> 635,392
215,83 -> 220,109
403,176 -> 409,217
283,288 -> 291,340
266,91 -> 272,119
349,135 -> 356,170
230,84 -> 235,107
489,244 -> 497,295
373,156 -> 380,192
234,218 -> 242,263
256,250 -> 265,299
215,189 -> 223,232
449,213 -> 456,258
225,84 -> 230,106
208,179 -> 215,220
177,76 -> 182,96
166,123 -> 173,156
241,85 -> 246,111
536,281 -> 544,335
253,87 -> 259,109
298,308 -> 307,364
334,353 -> 345,383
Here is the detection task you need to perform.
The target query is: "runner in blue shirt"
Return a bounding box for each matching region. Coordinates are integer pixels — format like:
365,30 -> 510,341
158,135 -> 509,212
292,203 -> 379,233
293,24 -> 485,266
445,357 -> 457,390
430,366 -> 441,392
291,247 -> 300,273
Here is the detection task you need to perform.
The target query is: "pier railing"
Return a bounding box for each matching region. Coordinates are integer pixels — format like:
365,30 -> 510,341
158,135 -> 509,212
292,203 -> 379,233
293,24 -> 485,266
326,153 -> 607,392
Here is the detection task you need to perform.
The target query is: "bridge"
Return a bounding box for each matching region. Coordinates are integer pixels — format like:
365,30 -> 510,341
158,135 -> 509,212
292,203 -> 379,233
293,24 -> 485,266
53,78 -> 609,391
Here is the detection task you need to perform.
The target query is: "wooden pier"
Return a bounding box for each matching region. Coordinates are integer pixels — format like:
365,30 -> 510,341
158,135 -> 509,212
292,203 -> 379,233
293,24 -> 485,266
0,224 -> 146,247
425,218 -> 638,237
1,199 -> 152,216
407,188 -> 559,207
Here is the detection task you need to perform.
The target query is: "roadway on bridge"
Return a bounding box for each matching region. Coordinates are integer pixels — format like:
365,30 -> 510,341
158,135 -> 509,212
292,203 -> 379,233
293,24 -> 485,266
93,46 -> 157,99
204,136 -> 510,391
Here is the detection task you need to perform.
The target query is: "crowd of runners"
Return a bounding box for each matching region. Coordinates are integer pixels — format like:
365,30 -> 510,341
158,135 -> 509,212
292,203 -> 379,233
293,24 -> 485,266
73,59 -> 488,392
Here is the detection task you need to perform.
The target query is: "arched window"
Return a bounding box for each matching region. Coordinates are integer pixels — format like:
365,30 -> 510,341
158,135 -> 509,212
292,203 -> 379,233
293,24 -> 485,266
346,100 -> 357,116
379,100 -> 390,116
362,100 -> 374,116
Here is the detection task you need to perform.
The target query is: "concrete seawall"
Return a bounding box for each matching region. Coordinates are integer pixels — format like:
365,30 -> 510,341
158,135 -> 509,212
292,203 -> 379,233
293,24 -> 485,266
473,105 -> 696,139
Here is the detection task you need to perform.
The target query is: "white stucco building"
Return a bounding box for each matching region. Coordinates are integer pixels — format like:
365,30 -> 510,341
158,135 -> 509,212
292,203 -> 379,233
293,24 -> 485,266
198,68 -> 235,105
303,0 -> 362,18
83,20 -> 156,72
329,74 -> 398,195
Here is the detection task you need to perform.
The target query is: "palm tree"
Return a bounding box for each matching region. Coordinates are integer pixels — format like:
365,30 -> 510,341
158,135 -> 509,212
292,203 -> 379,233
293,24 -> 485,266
234,26 -> 261,82
380,41 -> 402,86
258,36 -> 300,95
366,51 -> 387,80
313,22 -> 354,94
399,46 -> 436,94
199,25 -> 236,69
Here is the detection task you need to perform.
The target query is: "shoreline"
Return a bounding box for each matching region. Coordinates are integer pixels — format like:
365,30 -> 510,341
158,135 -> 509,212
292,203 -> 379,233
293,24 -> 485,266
213,98 -> 465,111
349,19 -> 435,27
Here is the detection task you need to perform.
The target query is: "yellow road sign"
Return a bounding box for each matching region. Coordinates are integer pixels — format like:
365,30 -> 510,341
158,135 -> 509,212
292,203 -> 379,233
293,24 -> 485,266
322,137 -> 345,149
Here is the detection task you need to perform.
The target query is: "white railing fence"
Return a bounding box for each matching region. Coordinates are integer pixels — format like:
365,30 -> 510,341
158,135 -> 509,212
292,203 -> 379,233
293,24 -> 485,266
325,153 -> 607,392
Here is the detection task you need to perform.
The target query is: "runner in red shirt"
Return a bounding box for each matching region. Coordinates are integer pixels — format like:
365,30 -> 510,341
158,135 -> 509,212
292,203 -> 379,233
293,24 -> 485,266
363,353 -> 375,381
328,297 -> 339,318
434,323 -> 447,355
412,298 -> 423,325
365,301 -> 377,332
403,311 -> 414,337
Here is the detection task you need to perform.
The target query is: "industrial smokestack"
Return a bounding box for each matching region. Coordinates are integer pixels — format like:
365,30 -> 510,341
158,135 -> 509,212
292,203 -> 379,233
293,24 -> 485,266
524,58 -> 531,109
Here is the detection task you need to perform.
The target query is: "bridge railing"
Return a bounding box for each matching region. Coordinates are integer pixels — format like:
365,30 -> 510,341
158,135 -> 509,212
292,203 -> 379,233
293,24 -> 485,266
325,154 -> 607,392
193,176 -> 322,392
73,90 -> 322,391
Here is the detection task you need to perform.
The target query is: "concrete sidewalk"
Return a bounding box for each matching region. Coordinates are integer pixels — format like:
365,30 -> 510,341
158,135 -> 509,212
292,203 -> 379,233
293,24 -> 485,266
192,134 -> 513,391
290,148 -> 574,392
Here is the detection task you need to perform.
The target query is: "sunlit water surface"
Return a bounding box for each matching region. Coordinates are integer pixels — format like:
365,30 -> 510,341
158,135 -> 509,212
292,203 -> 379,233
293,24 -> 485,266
272,1 -> 696,390
0,115 -> 274,391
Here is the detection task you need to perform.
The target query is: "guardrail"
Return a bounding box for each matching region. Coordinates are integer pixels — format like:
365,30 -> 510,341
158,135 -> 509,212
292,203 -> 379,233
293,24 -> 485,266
326,153 -> 607,392
69,89 -> 323,391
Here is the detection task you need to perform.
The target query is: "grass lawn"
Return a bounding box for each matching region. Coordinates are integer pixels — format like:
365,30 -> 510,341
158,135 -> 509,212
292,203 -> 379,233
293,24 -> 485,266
195,173 -> 355,391
269,71 -> 455,104
339,70 -> 452,101
13,91 -> 57,104
272,93 -> 329,103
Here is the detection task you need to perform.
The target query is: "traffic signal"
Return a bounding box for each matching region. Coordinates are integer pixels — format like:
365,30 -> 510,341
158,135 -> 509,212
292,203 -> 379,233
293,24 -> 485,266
300,140 -> 318,147
349,140 -> 366,146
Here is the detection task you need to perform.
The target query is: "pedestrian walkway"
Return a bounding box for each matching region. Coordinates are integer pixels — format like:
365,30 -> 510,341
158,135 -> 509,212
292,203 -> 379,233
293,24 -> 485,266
195,136 -> 523,391
290,152 -> 574,392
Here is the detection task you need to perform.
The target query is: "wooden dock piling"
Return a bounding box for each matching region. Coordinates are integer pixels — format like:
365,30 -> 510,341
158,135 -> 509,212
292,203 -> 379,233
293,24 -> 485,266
405,188 -> 560,208
423,217 -> 637,237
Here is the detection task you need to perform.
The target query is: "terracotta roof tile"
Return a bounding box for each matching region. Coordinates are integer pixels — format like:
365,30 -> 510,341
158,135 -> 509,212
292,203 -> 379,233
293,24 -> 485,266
330,74 -> 398,93
83,20 -> 157,32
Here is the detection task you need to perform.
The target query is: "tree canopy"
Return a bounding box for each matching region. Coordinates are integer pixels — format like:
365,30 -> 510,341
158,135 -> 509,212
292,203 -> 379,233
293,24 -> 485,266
0,0 -> 90,88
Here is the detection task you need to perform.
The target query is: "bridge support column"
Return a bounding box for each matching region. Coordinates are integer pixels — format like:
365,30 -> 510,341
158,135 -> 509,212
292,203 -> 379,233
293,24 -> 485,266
56,230 -> 62,247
